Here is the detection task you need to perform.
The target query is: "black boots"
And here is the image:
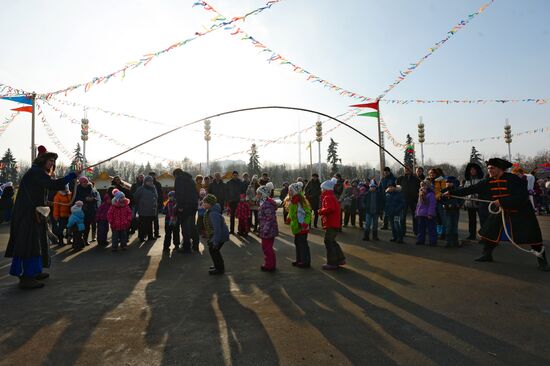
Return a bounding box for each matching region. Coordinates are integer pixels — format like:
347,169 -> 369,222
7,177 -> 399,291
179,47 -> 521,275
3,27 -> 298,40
19,276 -> 45,289
475,242 -> 495,262
362,233 -> 370,241
372,231 -> 379,241
537,250 -> 550,272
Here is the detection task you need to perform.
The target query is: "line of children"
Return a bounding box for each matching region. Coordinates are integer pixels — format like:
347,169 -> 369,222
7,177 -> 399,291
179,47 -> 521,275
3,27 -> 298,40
287,182 -> 312,268
107,191 -> 133,252
416,180 -> 437,246
319,178 -> 346,270
163,191 -> 180,252
67,201 -> 86,251
203,194 -> 229,275
384,182 -> 406,243
257,182 -> 279,272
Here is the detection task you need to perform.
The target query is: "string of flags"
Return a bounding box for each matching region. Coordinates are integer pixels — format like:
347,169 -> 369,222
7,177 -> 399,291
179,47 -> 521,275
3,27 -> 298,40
381,98 -> 547,105
424,126 -> 550,145
0,112 -> 20,138
39,0 -> 284,98
35,104 -> 73,160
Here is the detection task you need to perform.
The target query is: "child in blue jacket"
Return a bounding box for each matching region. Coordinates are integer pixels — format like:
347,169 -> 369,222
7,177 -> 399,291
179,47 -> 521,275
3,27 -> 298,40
385,183 -> 406,243
203,194 -> 229,275
67,201 -> 86,250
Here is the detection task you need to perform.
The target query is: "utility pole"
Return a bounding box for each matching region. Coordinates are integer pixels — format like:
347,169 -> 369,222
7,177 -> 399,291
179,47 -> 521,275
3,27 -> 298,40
418,116 -> 425,168
504,119 -> 512,162
31,92 -> 36,162
204,119 -> 211,175
315,118 -> 322,179
81,109 -> 89,175
308,141 -> 313,177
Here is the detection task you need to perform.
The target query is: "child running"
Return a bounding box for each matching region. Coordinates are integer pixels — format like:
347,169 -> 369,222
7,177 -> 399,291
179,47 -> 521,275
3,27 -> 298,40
107,191 -> 133,252
257,182 -> 278,272
319,178 -> 346,270
203,194 -> 229,275
287,182 -> 312,268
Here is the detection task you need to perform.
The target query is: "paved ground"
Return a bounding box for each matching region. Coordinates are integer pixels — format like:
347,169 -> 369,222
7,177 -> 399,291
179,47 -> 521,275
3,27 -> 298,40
1,213 -> 550,366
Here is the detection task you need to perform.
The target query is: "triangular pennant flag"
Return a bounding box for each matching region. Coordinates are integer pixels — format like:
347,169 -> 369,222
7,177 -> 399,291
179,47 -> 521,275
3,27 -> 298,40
11,106 -> 33,113
350,101 -> 379,110
358,111 -> 379,118
1,95 -> 33,105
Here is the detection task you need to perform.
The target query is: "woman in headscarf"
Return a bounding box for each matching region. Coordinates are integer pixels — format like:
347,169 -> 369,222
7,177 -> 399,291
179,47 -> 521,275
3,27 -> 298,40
5,151 -> 79,289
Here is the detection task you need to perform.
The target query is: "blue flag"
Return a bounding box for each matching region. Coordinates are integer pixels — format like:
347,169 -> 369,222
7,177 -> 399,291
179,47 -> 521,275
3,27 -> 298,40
1,95 -> 33,105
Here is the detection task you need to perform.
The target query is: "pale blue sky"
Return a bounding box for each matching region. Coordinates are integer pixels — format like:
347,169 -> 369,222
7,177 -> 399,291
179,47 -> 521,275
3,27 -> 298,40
0,0 -> 548,168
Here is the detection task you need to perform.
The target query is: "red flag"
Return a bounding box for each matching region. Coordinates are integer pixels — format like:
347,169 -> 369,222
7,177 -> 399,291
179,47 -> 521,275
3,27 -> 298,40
11,106 -> 33,113
349,101 -> 379,110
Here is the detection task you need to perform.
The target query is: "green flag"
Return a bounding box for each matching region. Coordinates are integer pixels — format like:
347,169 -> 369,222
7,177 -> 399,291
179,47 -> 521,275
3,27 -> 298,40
358,111 -> 379,118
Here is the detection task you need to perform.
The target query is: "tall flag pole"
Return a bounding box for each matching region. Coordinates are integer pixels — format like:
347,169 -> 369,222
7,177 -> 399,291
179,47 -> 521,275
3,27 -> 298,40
31,93 -> 37,161
349,100 -> 384,173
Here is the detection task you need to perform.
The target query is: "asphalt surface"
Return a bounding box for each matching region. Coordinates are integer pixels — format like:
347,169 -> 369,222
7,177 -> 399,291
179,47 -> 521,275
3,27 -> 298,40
1,213 -> 549,366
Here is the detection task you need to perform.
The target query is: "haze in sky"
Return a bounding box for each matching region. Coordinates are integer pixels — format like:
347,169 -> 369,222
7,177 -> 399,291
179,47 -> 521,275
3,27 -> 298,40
0,0 -> 549,169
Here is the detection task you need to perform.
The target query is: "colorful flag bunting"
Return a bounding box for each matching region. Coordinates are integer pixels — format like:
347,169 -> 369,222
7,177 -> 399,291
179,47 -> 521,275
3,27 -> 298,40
358,111 -> 379,118
350,101 -> 379,110
11,106 -> 33,113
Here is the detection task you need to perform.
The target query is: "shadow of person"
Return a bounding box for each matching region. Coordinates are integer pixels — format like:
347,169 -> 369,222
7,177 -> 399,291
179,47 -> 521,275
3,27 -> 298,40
0,237 -> 155,365
144,243 -> 280,365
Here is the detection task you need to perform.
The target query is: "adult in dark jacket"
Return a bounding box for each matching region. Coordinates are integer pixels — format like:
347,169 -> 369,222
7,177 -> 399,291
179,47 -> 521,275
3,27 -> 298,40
0,184 -> 15,223
129,174 -> 144,234
174,169 -> 199,252
397,166 -> 421,236
304,173 -> 321,228
279,182 -> 289,222
463,162 -> 486,240
5,152 -> 78,289
74,176 -> 97,245
134,175 -> 158,241
149,172 -> 163,238
362,181 -> 384,240
380,167 -> 397,230
448,158 -> 548,270
208,172 -> 226,211
225,171 -> 243,235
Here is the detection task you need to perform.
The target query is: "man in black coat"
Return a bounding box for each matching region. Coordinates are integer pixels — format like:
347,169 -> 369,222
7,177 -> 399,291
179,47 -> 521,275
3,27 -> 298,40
397,166 -> 421,236
305,173 -> 321,228
174,169 -> 199,252
149,172 -> 163,238
447,158 -> 549,271
226,171 -> 243,235
5,152 -> 78,289
208,173 -> 226,212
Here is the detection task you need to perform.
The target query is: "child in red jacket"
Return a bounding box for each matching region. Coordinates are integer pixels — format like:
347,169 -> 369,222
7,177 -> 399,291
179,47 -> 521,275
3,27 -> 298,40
107,191 -> 133,252
236,193 -> 251,237
318,178 -> 346,270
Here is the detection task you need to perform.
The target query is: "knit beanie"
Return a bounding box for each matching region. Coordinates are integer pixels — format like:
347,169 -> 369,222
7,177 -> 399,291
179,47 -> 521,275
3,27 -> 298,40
289,182 -> 303,195
321,177 -> 337,191
256,182 -> 274,199
79,176 -> 89,185
203,194 -> 217,206
369,180 -> 377,188
114,191 -> 125,203
144,175 -> 154,185
168,191 -> 176,198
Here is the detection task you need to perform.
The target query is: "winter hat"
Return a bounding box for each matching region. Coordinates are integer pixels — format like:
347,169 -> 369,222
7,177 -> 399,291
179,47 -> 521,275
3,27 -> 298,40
321,177 -> 337,191
112,188 -> 120,196
199,188 -> 206,198
203,194 -> 217,206
369,180 -> 378,188
79,176 -> 89,185
289,182 -> 303,195
144,175 -> 154,185
37,145 -> 47,155
168,191 -> 176,199
71,201 -> 83,213
114,191 -> 126,202
1,182 -> 13,190
257,182 -> 274,198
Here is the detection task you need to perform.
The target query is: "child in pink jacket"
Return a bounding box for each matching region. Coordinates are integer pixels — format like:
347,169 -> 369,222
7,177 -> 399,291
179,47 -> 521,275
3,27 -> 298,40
107,191 -> 133,252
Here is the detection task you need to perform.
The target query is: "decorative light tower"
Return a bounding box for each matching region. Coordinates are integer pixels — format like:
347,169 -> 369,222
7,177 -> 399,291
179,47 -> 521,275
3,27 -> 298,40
204,119 -> 211,175
81,111 -> 89,175
315,119 -> 322,179
504,119 -> 512,162
418,116 -> 425,168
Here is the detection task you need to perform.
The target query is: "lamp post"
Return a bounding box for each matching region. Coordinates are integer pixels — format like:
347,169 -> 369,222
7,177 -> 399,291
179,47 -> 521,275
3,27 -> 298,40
418,116 -> 425,168
204,119 -> 211,175
504,119 -> 512,162
315,119 -> 322,179
81,111 -> 89,175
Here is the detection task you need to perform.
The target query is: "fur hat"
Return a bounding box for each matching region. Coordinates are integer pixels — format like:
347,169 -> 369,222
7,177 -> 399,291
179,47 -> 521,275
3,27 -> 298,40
321,177 -> 337,191
289,182 -> 303,195
257,182 -> 274,198
203,194 -> 217,206
486,158 -> 513,170
144,175 -> 154,184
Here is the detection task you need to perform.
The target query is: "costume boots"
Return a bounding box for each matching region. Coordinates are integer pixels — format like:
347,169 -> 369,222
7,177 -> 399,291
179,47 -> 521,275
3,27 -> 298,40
475,241 -> 495,262
536,249 -> 550,272
19,276 -> 45,289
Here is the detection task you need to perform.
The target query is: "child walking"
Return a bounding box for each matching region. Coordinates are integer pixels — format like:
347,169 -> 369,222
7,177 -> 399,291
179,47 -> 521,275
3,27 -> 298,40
67,201 -> 86,250
385,183 -> 406,243
52,185 -> 72,246
318,178 -> 346,270
203,194 -> 229,275
287,182 -> 312,268
416,181 -> 438,246
362,180 -> 383,241
163,191 -> 180,252
236,193 -> 251,237
95,194 -> 111,247
257,182 -> 278,272
107,191 -> 133,252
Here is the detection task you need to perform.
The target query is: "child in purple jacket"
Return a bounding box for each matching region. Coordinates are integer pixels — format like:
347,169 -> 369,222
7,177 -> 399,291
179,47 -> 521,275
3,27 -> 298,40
257,182 -> 279,272
416,181 -> 438,246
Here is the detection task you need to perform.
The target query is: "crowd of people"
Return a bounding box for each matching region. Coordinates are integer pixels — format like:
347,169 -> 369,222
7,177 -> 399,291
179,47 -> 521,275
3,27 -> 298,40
3,145 -> 550,289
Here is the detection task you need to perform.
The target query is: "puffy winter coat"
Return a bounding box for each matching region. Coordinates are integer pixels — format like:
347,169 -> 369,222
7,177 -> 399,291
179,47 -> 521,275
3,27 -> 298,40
384,188 -> 405,217
134,185 -> 158,216
319,190 -> 341,229
304,179 -> 321,210
53,192 -> 72,219
463,162 -> 485,208
363,189 -> 383,215
205,203 -> 229,245
95,199 -> 111,221
288,194 -> 311,235
258,197 -> 279,239
397,174 -> 420,204
67,208 -> 85,231
226,179 -> 243,203
174,171 -> 198,215
416,189 -> 437,217
108,200 -> 133,230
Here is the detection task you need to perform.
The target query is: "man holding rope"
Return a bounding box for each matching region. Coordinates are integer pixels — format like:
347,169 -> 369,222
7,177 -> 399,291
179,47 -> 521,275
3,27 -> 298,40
445,158 -> 549,271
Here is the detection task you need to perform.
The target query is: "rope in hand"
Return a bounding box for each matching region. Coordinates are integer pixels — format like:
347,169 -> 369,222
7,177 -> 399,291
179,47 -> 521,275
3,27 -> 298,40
448,195 -> 544,258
